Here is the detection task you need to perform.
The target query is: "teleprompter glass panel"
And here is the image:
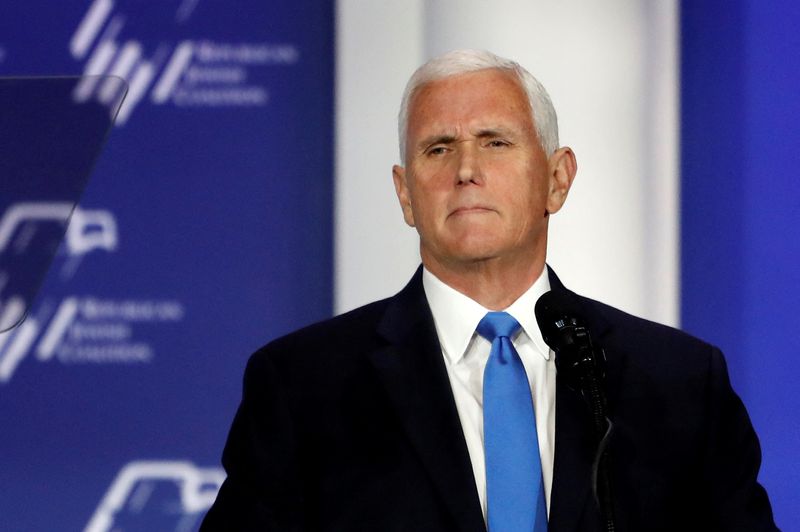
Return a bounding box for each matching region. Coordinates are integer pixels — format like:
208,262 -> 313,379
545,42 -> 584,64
0,76 -> 126,332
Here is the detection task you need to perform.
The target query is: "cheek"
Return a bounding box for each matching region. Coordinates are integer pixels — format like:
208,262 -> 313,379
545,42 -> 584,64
405,184 -> 438,230
507,177 -> 550,223
414,164 -> 454,192
408,171 -> 451,210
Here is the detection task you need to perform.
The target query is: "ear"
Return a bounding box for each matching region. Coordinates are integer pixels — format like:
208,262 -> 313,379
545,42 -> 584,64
392,164 -> 416,227
545,147 -> 577,215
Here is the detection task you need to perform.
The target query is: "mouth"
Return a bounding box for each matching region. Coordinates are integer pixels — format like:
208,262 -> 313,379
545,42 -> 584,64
449,205 -> 494,217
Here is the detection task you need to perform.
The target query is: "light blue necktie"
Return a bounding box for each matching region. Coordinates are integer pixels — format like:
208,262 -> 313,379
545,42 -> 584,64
479,312 -> 547,532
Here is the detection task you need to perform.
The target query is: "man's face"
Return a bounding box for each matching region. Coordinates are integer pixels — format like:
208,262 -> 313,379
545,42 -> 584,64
393,68 -> 570,273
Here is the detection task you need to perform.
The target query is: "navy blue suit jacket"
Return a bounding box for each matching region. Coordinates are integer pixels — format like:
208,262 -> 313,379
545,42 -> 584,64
201,268 -> 777,531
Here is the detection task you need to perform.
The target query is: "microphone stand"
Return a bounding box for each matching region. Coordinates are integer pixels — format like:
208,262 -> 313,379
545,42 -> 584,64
582,360 -> 616,532
535,295 -> 616,532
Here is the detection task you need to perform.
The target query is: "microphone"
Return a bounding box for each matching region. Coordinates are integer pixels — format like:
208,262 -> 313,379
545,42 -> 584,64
535,289 -> 616,532
534,289 -> 606,391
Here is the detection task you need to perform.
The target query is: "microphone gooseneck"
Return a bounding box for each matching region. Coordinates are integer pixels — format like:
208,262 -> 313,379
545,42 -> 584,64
535,290 -> 616,532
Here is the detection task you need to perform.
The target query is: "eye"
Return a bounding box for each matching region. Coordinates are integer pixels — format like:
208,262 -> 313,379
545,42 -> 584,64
426,145 -> 449,156
486,139 -> 510,148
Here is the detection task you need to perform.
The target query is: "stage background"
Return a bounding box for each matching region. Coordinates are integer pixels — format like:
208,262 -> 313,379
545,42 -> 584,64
0,0 -> 795,529
0,1 -> 333,530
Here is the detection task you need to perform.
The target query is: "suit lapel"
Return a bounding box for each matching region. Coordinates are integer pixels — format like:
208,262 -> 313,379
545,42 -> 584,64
368,269 -> 486,532
549,378 -> 597,531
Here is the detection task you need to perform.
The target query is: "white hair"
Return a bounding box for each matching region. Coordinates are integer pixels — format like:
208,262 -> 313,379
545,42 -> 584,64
398,49 -> 559,162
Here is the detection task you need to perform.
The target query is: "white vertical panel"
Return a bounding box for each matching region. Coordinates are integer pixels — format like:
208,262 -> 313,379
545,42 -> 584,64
335,0 -> 425,313
336,0 -> 679,325
641,1 -> 680,325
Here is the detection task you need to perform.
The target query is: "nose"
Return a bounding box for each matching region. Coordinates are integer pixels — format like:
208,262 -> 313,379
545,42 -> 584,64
456,144 -> 482,185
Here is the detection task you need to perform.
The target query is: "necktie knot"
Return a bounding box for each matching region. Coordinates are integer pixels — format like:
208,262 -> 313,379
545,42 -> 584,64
477,311 -> 521,341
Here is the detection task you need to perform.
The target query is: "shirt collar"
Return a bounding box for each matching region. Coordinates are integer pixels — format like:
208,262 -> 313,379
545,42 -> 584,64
422,265 -> 552,365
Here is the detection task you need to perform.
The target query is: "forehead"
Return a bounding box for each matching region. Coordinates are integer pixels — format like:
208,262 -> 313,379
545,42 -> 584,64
408,69 -> 533,133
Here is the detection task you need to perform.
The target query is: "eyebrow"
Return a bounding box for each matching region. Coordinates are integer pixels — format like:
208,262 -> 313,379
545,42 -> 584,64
474,127 -> 516,139
416,134 -> 457,152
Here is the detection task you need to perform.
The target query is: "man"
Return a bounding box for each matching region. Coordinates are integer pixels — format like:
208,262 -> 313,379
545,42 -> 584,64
202,50 -> 777,531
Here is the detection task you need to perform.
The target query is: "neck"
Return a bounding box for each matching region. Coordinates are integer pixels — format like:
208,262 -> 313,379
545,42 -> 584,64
422,250 -> 546,311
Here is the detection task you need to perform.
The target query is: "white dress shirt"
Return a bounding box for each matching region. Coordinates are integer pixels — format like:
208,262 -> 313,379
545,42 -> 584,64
422,266 -> 556,521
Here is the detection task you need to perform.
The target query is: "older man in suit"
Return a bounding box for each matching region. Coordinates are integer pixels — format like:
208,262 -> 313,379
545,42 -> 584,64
201,50 -> 777,531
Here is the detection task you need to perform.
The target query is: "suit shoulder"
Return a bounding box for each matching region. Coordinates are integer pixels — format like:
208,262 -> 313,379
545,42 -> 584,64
246,296 -> 393,370
567,295 -> 737,412
577,294 -> 718,368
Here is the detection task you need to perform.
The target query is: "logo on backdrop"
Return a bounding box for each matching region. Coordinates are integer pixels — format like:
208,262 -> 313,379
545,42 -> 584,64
0,201 -> 118,260
85,460 -> 224,532
0,202 -> 184,384
70,0 -> 300,124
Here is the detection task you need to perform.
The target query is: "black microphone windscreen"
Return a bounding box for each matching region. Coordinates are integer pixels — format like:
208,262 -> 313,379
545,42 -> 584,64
534,289 -> 585,350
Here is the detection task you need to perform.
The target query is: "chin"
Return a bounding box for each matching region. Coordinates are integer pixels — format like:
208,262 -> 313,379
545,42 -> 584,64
422,233 -> 507,266
445,243 -> 503,264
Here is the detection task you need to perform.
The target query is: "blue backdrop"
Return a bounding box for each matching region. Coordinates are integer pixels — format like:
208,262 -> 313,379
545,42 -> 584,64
0,1 -> 333,530
681,0 -> 799,527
